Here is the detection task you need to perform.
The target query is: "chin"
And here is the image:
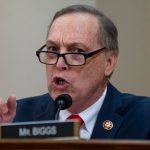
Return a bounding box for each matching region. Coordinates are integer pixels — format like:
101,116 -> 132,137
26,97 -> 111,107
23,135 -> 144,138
49,91 -> 69,101
48,91 -> 58,101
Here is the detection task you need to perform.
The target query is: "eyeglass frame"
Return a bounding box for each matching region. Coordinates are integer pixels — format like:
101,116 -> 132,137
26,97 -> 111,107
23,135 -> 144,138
36,44 -> 106,66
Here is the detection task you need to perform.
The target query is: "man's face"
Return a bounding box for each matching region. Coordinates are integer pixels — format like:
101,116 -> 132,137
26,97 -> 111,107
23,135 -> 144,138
46,13 -> 117,112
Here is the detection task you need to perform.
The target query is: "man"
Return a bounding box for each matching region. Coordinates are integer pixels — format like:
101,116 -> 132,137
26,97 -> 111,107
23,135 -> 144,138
0,4 -> 150,139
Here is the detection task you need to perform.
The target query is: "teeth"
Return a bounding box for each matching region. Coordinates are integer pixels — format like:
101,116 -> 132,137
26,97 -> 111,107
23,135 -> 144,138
54,77 -> 68,85
59,79 -> 65,84
55,77 -> 66,85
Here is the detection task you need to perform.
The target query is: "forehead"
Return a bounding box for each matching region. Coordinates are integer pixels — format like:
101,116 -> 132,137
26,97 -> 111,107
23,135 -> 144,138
47,13 -> 100,48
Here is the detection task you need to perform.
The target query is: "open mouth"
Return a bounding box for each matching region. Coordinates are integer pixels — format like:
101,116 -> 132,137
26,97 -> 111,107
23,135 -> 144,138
53,77 -> 69,89
54,77 -> 67,84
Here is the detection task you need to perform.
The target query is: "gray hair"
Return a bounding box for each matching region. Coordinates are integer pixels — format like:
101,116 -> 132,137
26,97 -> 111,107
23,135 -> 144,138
48,4 -> 119,54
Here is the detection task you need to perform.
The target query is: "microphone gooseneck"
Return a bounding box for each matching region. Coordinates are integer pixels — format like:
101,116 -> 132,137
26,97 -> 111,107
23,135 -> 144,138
54,94 -> 72,120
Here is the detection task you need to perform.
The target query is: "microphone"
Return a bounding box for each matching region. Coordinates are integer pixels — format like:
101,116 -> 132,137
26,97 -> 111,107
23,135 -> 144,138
54,94 -> 72,120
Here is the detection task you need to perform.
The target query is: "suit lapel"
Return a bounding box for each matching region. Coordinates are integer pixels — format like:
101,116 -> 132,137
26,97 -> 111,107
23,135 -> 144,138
91,83 -> 123,139
33,94 -> 57,121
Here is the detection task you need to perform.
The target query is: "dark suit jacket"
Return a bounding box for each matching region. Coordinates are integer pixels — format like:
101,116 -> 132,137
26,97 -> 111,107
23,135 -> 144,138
13,83 -> 150,139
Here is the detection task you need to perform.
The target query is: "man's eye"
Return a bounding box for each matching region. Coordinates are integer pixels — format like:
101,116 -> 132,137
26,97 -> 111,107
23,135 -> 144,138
72,48 -> 85,53
47,46 -> 58,52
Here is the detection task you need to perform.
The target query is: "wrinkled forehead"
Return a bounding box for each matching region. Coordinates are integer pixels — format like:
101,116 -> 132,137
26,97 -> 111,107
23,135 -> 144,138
47,13 -> 101,46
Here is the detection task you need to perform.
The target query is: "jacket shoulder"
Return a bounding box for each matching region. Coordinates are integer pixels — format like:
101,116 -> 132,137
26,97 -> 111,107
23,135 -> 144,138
121,92 -> 150,109
13,93 -> 54,122
16,93 -> 51,105
108,82 -> 150,108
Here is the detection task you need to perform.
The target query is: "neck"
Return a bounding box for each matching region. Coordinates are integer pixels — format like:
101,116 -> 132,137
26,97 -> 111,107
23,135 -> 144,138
68,81 -> 108,113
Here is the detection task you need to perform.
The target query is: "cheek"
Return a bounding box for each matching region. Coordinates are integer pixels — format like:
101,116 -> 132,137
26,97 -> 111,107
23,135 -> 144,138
85,58 -> 105,78
75,59 -> 106,87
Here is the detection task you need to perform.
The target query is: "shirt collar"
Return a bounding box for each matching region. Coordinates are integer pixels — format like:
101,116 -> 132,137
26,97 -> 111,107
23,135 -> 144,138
59,87 -> 107,134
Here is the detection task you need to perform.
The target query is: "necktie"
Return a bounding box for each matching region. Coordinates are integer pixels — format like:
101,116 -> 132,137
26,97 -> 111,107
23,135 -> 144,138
67,114 -> 84,127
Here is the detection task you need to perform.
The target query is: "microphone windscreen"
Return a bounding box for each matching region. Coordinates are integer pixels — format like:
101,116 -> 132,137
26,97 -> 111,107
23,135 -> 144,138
55,94 -> 72,110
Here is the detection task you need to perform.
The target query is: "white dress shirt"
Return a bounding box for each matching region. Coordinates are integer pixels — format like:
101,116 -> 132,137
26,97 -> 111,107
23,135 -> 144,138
59,87 -> 107,139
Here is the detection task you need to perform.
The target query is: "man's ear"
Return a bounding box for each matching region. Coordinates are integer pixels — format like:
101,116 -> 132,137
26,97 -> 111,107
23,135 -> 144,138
104,51 -> 118,77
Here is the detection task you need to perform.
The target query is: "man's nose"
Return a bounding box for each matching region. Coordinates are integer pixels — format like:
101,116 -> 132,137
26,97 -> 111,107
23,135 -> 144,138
56,56 -> 68,70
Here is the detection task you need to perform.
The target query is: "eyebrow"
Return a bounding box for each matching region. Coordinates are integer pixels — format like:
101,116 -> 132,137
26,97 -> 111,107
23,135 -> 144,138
46,40 -> 89,50
46,40 -> 58,46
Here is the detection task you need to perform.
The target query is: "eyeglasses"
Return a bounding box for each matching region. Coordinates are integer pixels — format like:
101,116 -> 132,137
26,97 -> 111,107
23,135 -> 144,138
36,44 -> 106,66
